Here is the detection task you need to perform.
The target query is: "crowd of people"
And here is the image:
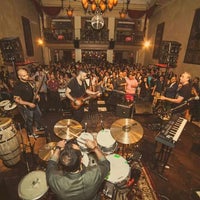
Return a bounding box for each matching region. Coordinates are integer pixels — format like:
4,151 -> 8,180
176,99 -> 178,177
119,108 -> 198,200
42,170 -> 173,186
0,61 -> 200,124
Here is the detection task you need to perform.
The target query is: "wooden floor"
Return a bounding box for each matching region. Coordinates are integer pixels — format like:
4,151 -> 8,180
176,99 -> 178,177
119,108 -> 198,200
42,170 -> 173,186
0,108 -> 200,200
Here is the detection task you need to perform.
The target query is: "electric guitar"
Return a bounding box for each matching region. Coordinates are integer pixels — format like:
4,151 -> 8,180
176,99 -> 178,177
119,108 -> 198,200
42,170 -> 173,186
71,92 -> 101,110
32,74 -> 46,104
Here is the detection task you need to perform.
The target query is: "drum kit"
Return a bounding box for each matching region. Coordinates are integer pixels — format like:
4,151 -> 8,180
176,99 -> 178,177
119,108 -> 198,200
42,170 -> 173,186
0,99 -> 17,117
16,117 -> 144,200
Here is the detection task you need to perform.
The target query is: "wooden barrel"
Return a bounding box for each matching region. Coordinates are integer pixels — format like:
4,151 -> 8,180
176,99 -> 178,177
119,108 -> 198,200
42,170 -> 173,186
0,117 -> 21,167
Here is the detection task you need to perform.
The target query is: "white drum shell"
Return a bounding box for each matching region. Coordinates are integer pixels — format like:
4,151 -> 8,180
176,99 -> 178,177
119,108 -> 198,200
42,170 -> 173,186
97,129 -> 117,154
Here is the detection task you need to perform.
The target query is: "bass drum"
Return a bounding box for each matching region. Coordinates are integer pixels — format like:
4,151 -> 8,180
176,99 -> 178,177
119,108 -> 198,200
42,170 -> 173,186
0,118 -> 21,167
97,129 -> 117,154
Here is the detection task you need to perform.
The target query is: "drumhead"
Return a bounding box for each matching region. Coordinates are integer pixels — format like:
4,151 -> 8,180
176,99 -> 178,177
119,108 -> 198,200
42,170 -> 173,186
77,132 -> 94,150
97,129 -> 116,147
0,100 -> 10,107
4,103 -> 17,110
105,154 -> 130,183
18,170 -> 48,200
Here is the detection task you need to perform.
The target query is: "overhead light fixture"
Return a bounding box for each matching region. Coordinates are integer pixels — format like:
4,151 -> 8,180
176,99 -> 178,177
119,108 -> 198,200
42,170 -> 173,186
61,0 -> 74,17
119,0 -> 130,19
66,5 -> 73,17
81,0 -> 118,14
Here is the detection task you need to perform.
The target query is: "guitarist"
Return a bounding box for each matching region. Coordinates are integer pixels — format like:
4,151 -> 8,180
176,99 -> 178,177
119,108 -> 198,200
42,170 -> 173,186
13,68 -> 44,138
66,69 -> 100,122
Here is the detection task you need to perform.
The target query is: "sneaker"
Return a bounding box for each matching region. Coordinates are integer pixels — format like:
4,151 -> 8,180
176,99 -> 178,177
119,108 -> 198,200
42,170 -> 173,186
35,127 -> 45,132
28,134 -> 39,138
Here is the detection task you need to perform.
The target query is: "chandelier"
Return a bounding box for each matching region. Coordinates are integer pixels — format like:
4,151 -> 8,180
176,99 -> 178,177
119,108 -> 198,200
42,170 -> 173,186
81,0 -> 118,14
91,10 -> 104,29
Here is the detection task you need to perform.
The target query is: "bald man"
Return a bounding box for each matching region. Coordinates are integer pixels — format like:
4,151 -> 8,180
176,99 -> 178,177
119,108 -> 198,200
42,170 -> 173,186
160,72 -> 192,116
13,68 -> 44,138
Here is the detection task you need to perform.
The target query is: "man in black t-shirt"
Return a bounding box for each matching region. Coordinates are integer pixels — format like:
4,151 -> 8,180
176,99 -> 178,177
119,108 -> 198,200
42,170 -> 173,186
160,72 -> 192,116
65,69 -> 100,122
13,68 -> 44,138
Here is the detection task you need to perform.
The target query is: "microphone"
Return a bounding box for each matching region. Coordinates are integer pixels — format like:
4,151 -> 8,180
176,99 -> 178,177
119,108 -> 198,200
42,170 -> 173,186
186,96 -> 199,103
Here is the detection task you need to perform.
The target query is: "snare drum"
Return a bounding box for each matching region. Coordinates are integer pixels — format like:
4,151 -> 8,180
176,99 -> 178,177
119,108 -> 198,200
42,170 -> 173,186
77,132 -> 94,152
97,129 -> 117,154
18,170 -> 49,200
0,117 -> 21,167
103,154 -> 130,198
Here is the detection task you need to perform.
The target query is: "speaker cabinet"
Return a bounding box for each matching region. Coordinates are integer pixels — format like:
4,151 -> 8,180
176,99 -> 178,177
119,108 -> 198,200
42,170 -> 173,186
74,39 -> 79,49
109,40 -> 115,49
159,41 -> 181,67
0,37 -> 24,63
116,103 -> 133,118
134,102 -> 153,115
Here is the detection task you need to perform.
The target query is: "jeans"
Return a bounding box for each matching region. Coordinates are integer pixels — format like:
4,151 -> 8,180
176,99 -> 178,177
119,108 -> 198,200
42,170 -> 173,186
18,104 -> 42,135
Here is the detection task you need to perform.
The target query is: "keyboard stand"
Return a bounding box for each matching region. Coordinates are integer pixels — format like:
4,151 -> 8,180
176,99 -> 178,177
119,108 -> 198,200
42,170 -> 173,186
151,141 -> 173,181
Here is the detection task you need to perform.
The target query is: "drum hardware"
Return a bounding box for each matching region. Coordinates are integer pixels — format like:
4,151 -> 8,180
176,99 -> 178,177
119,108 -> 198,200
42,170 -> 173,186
18,122 -> 37,172
54,119 -> 82,140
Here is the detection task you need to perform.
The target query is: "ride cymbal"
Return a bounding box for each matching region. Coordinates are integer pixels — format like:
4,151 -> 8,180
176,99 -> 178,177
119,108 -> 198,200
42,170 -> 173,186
110,118 -> 143,144
38,142 -> 57,161
54,119 -> 82,140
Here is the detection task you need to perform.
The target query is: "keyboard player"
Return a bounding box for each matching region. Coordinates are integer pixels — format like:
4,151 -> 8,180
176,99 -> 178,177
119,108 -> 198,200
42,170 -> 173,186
160,72 -> 192,118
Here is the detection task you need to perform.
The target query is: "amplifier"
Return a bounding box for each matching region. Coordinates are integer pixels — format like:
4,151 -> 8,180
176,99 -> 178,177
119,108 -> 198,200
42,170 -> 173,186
116,103 -> 133,118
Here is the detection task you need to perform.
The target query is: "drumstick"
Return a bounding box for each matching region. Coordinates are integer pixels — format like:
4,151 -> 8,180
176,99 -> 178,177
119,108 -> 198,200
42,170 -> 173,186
68,132 -> 86,145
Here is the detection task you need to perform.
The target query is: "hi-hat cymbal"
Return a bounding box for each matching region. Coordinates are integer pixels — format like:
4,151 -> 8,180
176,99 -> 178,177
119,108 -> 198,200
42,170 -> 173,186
54,119 -> 82,140
38,142 -> 57,161
110,118 -> 143,144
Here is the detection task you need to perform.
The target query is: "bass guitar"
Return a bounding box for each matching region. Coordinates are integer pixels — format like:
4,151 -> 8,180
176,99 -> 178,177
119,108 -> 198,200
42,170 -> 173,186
71,92 -> 101,110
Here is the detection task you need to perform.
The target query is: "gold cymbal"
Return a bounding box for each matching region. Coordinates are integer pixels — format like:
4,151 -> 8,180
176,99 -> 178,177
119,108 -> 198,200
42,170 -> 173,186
38,142 -> 57,161
54,119 -> 82,140
110,118 -> 143,144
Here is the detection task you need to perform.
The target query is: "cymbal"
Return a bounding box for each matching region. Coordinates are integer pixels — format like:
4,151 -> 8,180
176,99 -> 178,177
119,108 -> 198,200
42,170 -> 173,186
38,142 -> 57,161
110,118 -> 143,144
54,119 -> 82,140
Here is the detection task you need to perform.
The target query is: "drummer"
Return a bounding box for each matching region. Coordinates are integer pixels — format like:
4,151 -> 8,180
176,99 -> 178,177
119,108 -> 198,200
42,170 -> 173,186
46,139 -> 110,200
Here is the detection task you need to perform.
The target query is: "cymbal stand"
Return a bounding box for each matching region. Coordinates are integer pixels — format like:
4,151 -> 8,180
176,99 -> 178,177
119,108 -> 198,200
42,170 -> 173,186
18,123 -> 31,173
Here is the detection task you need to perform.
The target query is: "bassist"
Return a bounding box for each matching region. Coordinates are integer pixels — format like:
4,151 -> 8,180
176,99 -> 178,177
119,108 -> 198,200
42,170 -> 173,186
13,68 -> 44,138
65,69 -> 100,122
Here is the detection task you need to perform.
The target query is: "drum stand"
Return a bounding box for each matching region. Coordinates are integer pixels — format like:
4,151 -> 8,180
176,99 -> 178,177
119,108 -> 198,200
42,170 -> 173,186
18,123 -> 35,172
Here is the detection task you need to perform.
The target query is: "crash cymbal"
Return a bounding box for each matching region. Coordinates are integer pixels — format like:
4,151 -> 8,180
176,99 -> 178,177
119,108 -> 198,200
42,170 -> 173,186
54,119 -> 82,140
38,142 -> 57,161
110,118 -> 143,144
